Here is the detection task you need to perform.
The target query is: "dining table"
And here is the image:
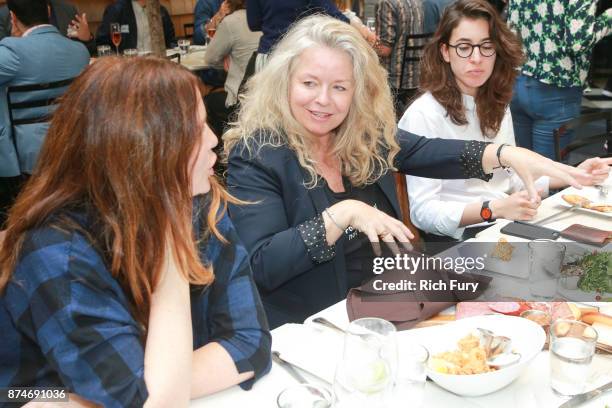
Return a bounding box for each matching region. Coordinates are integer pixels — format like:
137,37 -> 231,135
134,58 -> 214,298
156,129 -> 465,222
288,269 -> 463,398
190,178 -> 612,408
165,46 -> 208,71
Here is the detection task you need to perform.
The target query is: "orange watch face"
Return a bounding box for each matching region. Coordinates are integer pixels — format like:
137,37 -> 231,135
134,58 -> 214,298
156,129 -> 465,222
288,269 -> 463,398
481,207 -> 492,220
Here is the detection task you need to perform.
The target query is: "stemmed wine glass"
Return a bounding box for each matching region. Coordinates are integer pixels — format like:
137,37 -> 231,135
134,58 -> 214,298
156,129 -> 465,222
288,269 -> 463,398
110,23 -> 121,55
206,26 -> 216,47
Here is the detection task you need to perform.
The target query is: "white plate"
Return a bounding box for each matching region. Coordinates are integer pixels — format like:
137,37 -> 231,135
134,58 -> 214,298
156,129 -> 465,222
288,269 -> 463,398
558,186 -> 612,218
421,315 -> 545,397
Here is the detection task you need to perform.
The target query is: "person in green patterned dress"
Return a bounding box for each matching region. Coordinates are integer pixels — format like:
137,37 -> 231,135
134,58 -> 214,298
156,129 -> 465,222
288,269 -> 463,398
507,0 -> 612,159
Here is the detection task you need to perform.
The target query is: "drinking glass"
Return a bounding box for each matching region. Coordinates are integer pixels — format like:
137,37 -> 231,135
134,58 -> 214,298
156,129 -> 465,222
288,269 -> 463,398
178,39 -> 191,55
123,48 -> 138,57
333,318 -> 397,408
110,23 -> 122,55
97,45 -> 112,57
67,24 -> 77,38
207,27 -> 216,40
277,384 -> 333,408
365,17 -> 376,33
528,239 -> 565,299
549,319 -> 598,397
392,342 -> 428,408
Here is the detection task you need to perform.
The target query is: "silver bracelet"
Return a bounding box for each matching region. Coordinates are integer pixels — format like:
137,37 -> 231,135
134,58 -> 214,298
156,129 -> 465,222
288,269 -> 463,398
324,208 -> 345,233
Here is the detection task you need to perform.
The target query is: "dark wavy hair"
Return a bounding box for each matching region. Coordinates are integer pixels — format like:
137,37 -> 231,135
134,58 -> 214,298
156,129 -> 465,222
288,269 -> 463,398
419,0 -> 524,137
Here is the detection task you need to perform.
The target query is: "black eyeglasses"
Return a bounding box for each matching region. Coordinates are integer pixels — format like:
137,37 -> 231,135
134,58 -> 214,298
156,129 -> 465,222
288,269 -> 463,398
447,41 -> 496,58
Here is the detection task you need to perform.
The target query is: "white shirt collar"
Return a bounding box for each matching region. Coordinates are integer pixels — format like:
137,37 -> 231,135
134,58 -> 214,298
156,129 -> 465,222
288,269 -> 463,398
22,24 -> 53,37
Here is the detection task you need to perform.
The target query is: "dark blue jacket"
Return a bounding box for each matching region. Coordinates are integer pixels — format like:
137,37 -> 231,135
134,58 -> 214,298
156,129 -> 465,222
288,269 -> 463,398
227,129 -> 472,328
246,0 -> 349,54
96,0 -> 176,52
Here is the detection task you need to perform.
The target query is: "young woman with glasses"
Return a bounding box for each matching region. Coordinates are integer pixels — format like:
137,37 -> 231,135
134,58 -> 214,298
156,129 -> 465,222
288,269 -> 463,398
399,0 -> 611,242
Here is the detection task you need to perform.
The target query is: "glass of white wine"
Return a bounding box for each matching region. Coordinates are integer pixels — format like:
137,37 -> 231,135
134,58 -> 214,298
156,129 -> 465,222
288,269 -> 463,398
333,318 -> 397,408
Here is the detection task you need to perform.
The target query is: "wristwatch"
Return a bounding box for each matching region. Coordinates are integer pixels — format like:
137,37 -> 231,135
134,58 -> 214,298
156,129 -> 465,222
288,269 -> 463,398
480,201 -> 494,222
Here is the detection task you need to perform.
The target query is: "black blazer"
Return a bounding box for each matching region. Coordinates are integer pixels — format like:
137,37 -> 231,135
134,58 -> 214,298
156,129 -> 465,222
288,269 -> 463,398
96,0 -> 176,52
227,129 -> 470,328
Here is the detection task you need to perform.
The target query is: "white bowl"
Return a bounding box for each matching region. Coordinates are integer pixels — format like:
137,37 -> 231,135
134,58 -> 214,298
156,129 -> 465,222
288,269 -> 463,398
425,314 -> 546,397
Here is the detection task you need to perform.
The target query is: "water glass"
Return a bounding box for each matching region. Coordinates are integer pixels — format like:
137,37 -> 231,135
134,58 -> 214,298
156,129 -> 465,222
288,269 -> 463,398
528,240 -> 565,299
333,318 -> 397,408
123,48 -> 138,57
67,24 -> 77,38
277,384 -> 333,408
178,39 -> 191,55
549,319 -> 598,397
365,17 -> 376,33
97,45 -> 112,57
392,342 -> 428,408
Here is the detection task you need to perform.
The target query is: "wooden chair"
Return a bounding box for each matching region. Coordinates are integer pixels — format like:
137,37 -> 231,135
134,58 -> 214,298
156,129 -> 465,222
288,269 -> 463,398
553,110 -> 612,165
393,172 -> 421,249
7,77 -> 75,162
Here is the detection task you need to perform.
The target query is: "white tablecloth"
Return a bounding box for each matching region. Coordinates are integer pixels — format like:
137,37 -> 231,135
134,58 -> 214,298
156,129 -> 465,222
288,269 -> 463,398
191,180 -> 612,407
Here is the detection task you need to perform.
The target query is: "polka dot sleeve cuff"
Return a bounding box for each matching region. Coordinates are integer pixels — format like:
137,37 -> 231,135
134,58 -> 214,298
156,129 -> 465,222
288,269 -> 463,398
461,140 -> 493,182
297,215 -> 336,264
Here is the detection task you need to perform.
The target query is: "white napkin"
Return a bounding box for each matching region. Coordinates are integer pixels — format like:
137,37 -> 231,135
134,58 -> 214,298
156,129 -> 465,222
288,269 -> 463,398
272,323 -> 344,384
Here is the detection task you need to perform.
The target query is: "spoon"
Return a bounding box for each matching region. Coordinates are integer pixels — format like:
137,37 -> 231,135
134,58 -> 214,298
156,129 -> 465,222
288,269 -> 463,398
312,317 -> 381,343
476,329 -> 522,369
487,351 -> 522,369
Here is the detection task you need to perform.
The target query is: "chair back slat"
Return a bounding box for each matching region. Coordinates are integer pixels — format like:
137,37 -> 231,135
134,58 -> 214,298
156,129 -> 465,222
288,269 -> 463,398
6,77 -> 75,166
394,172 -> 421,247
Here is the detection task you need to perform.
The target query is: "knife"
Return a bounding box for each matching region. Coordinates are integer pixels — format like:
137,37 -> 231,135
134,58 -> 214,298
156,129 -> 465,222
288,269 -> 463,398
532,205 -> 578,226
558,380 -> 612,408
272,350 -> 333,385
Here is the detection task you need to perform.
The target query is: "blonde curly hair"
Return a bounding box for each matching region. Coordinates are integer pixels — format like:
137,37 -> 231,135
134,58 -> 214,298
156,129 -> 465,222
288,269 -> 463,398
223,15 -> 399,188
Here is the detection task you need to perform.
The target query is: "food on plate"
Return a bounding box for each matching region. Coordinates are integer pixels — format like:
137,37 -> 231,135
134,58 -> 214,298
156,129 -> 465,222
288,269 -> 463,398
580,312 -> 612,327
520,309 -> 551,327
568,303 -> 582,320
562,194 -> 592,207
562,251 -> 611,293
588,204 -> 612,213
552,320 -> 571,336
575,252 -> 611,293
488,302 -> 521,316
429,334 -> 497,375
490,238 -> 514,261
561,194 -> 612,213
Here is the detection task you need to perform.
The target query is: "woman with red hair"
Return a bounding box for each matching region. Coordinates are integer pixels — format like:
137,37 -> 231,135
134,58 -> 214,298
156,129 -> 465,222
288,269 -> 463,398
0,57 -> 270,407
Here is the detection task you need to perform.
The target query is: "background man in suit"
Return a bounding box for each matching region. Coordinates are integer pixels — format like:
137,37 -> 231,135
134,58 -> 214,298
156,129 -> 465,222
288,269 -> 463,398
0,0 -> 95,53
0,0 -> 89,225
96,0 -> 176,53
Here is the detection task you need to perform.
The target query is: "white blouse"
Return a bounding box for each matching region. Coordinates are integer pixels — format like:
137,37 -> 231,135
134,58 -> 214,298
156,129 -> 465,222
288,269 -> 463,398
398,92 -> 549,239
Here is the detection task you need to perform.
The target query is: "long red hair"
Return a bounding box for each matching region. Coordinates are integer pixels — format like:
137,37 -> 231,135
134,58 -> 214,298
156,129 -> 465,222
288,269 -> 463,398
0,57 -> 236,326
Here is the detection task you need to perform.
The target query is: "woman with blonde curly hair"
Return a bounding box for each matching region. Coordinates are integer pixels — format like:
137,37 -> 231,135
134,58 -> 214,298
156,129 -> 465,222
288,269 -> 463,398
224,14 -> 602,328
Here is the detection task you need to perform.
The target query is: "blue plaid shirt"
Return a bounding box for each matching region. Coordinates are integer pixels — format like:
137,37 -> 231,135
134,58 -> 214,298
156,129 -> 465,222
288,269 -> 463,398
0,204 -> 271,407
